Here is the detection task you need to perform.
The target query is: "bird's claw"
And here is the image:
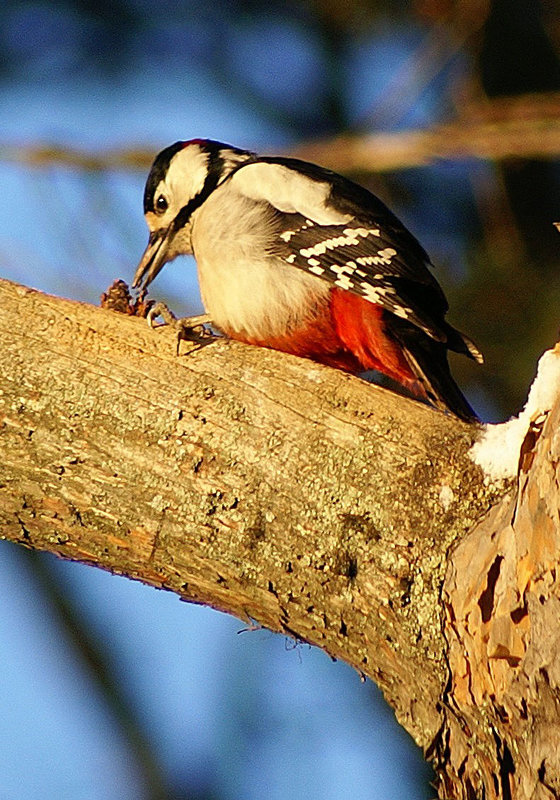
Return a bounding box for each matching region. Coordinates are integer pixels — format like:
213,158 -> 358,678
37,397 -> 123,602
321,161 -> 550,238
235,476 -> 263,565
147,301 -> 177,328
145,302 -> 215,355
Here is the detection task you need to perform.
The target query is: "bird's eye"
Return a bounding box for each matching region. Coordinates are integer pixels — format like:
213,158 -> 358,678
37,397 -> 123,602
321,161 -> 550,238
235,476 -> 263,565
155,195 -> 168,213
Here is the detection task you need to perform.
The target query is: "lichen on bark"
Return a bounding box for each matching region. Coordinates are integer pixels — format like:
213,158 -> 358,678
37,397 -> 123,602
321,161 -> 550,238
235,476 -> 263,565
2,278 -> 558,798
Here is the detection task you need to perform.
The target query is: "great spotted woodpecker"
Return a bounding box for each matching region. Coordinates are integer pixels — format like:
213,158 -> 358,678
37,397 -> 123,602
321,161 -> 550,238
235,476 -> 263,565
133,139 -> 482,422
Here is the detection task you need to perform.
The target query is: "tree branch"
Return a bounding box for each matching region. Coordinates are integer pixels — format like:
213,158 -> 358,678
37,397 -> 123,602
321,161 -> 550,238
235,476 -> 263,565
4,93 -> 560,175
439,395 -> 560,796
5,277 -> 556,797
295,95 -> 560,172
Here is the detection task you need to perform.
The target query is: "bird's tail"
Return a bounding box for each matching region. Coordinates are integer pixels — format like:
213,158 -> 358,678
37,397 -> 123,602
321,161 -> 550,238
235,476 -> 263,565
392,323 -> 480,423
445,323 -> 484,365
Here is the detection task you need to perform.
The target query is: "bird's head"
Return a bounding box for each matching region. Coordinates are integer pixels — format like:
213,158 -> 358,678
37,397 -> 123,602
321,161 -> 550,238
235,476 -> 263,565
133,139 -> 254,291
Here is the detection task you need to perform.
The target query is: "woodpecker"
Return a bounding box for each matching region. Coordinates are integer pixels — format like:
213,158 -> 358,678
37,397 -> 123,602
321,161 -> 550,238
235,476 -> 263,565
133,139 -> 482,422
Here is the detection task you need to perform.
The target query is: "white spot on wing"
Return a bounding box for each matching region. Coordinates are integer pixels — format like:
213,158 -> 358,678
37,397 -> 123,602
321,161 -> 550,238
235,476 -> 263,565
359,283 -> 395,303
351,248 -> 398,268
359,282 -> 394,295
330,263 -> 356,279
343,227 -> 381,238
300,232 -> 370,258
392,306 -> 412,319
335,275 -> 354,290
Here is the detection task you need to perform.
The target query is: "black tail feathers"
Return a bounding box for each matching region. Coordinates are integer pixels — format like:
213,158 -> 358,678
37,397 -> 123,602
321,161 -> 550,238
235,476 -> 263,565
392,321 -> 481,423
444,323 -> 484,365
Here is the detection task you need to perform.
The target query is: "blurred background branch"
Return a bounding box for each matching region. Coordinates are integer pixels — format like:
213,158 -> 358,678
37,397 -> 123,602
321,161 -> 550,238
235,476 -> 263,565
297,93 -> 560,170
4,91 -> 560,173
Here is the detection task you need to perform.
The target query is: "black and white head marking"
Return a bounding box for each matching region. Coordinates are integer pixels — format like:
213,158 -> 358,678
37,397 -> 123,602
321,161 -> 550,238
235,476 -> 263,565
134,140 -> 254,290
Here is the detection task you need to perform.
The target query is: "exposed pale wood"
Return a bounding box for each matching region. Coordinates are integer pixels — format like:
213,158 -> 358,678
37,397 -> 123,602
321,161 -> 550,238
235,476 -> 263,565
440,401 -> 560,797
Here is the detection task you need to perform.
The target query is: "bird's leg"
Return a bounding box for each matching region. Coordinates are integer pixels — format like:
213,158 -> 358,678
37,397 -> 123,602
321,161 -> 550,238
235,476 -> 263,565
146,302 -> 216,355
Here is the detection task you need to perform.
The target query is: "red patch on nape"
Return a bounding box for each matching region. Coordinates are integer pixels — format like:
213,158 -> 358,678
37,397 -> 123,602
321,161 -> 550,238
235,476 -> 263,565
330,289 -> 417,387
182,138 -> 207,148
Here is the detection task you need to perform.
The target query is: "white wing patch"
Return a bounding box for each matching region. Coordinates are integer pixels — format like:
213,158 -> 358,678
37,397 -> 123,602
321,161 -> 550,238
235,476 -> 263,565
230,162 -> 353,225
298,227 -> 383,258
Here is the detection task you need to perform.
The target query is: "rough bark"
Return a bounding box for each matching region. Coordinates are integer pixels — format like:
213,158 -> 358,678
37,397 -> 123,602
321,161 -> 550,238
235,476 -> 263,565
0,277 -> 558,798
440,403 -> 560,798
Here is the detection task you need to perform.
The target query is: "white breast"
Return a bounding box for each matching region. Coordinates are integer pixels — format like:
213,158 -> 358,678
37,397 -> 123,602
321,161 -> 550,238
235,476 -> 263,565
191,184 -> 330,339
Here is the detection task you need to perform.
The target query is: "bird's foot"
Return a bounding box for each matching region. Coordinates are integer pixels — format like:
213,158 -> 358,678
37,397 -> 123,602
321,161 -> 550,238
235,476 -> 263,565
146,302 -> 215,355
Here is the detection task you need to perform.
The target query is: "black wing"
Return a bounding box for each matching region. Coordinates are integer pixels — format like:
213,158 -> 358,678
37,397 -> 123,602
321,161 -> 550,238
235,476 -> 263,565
231,156 -> 481,359
271,212 -> 450,344
251,156 -> 451,342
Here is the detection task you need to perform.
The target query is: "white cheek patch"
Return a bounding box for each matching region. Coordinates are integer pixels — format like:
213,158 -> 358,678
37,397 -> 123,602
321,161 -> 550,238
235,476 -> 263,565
167,147 -> 210,209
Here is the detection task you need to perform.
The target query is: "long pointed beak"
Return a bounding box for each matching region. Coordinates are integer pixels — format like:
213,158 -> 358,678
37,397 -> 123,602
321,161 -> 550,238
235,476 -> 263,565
132,228 -> 172,291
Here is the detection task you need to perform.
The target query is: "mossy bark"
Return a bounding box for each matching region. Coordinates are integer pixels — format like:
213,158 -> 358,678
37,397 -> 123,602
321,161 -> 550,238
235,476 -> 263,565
1,278 -> 557,797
